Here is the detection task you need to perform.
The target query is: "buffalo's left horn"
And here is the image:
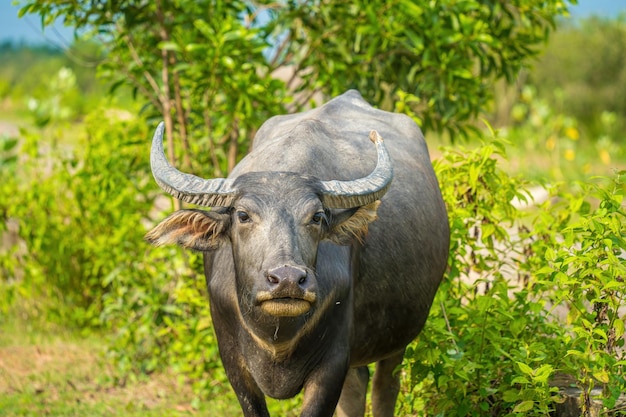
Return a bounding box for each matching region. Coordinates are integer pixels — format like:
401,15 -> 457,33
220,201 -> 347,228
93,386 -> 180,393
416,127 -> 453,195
319,130 -> 393,209
150,122 -> 237,207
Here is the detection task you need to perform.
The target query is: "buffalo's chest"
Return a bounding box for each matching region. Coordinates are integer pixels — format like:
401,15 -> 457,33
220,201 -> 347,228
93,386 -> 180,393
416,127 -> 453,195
244,346 -> 315,399
241,314 -> 346,399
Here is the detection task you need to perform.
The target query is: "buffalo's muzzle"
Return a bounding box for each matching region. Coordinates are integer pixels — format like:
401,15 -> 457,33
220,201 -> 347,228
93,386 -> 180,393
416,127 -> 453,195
257,265 -> 317,317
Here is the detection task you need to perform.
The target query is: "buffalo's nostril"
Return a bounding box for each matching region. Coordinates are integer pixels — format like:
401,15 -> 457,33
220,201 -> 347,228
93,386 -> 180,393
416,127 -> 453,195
266,265 -> 307,286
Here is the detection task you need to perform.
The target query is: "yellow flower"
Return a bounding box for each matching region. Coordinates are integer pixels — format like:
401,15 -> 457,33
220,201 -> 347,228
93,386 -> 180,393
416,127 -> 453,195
546,136 -> 556,151
565,127 -> 579,141
564,149 -> 575,161
600,149 -> 611,165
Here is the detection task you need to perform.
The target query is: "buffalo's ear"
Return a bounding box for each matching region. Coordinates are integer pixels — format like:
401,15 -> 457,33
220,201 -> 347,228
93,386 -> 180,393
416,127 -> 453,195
326,201 -> 381,245
145,209 -> 230,251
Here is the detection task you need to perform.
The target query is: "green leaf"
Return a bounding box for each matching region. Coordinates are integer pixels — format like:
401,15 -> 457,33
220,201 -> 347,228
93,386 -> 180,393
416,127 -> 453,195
545,247 -> 556,262
481,223 -> 495,241
513,400 -> 535,413
184,43 -> 206,52
221,56 -> 235,69
602,280 -> 624,291
592,369 -> 610,384
157,41 -> 181,51
533,364 -> 553,384
535,265 -> 555,276
517,361 -> 534,376
614,318 -> 625,339
511,376 -> 530,385
503,389 -> 521,402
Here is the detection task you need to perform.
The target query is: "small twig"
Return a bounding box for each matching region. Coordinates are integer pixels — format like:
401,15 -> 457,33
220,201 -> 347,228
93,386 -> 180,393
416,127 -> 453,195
66,379 -> 78,391
440,300 -> 460,354
122,28 -> 164,103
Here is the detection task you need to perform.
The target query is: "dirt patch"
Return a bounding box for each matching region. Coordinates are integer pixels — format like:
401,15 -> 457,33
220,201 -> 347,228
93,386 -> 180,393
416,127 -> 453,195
0,322 -> 231,415
0,120 -> 19,137
0,333 -> 101,393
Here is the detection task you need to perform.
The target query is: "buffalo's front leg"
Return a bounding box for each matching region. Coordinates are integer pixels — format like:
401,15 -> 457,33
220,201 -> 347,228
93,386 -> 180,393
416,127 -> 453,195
210,304 -> 270,416
220,349 -> 270,417
336,366 -> 369,417
299,354 -> 350,417
234,387 -> 269,417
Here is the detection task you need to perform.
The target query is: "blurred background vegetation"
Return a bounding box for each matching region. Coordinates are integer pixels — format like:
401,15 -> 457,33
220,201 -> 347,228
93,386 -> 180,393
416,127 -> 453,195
0,1 -> 625,416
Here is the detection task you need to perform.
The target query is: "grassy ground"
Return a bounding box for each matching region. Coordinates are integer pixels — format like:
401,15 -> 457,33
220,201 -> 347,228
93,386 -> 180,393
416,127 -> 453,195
0,315 -> 307,416
0,317 -> 240,417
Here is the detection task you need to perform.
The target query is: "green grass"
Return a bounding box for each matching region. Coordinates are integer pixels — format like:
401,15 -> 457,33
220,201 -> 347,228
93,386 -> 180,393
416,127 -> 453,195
0,317 -> 242,416
0,314 -> 307,416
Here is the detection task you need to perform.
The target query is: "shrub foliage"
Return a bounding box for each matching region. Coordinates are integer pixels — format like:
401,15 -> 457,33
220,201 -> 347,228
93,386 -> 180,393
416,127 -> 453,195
402,136 -> 625,415
0,113 -> 154,325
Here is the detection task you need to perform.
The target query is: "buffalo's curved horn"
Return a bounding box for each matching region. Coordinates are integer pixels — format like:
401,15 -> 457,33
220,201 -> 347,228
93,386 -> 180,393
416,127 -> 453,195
319,130 -> 393,209
150,122 -> 236,207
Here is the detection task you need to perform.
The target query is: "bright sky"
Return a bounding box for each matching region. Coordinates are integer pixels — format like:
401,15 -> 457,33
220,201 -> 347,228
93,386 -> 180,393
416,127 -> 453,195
0,3 -> 75,46
0,1 -> 625,46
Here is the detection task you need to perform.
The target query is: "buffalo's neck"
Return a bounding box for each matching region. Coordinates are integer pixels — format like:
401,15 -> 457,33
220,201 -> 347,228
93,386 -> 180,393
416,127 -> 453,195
239,298 -> 353,399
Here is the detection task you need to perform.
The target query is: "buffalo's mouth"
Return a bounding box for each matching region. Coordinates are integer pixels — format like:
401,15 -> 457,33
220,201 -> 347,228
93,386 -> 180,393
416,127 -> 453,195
256,292 -> 317,317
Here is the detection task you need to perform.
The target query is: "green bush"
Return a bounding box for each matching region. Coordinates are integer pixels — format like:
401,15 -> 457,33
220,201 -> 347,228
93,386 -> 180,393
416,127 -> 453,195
401,138 -> 563,416
400,136 -> 626,415
0,132 -> 20,310
0,110 -> 155,326
0,100 -> 234,401
533,175 -> 626,412
101,247 -> 231,398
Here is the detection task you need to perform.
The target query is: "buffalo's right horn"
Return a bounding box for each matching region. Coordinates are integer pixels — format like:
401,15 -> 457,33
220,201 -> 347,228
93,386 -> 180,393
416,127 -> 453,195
150,122 -> 237,207
318,130 -> 393,209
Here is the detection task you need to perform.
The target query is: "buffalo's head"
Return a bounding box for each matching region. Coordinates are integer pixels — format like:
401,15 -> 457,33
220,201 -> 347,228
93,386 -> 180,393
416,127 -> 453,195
145,123 -> 392,321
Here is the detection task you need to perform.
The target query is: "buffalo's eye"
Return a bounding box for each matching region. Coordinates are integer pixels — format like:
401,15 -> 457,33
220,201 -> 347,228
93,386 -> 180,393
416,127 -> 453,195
310,211 -> 326,226
236,211 -> 251,223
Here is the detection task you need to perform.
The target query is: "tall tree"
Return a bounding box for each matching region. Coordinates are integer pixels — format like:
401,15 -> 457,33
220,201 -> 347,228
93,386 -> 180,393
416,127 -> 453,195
20,0 -> 575,158
267,0 -> 575,139
21,0 -> 287,179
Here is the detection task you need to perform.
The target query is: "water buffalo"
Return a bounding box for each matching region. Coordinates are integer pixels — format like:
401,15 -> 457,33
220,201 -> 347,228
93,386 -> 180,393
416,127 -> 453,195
146,90 -> 449,417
